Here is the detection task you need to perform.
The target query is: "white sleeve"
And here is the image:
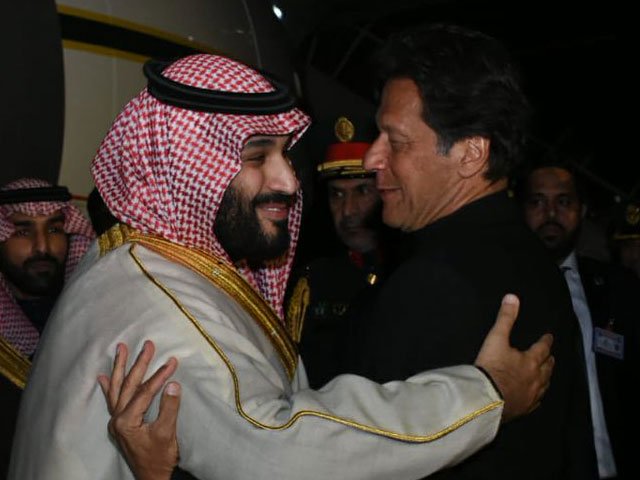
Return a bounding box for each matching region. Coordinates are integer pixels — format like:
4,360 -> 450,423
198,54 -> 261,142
148,256 -> 503,480
8,245 -> 502,480
173,359 -> 502,480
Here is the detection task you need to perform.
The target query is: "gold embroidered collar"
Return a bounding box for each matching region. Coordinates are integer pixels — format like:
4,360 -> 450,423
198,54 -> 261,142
0,335 -> 30,389
99,224 -> 298,379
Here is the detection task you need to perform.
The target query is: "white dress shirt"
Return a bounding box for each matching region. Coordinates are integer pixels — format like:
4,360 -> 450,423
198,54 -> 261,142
561,251 -> 617,478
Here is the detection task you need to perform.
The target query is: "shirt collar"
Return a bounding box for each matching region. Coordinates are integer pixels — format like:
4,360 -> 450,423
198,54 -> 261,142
559,250 -> 578,271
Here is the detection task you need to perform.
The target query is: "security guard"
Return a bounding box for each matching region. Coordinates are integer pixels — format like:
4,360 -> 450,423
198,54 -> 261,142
287,117 -> 394,388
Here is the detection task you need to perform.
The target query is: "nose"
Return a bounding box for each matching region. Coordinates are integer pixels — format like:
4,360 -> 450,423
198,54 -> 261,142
342,192 -> 358,218
33,228 -> 50,255
268,154 -> 300,195
363,134 -> 388,172
545,201 -> 557,219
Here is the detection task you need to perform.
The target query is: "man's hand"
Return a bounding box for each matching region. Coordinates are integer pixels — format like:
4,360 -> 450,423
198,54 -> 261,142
475,294 -> 555,423
98,341 -> 181,480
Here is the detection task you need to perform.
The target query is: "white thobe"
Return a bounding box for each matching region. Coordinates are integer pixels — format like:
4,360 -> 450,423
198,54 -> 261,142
9,242 -> 503,479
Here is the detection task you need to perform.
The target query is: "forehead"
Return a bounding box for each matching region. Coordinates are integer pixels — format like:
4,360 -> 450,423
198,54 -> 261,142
327,177 -> 376,190
528,168 -> 576,195
8,210 -> 65,224
377,78 -> 423,128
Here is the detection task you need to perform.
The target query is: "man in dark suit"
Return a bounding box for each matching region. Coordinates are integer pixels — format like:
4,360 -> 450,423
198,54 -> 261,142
523,165 -> 639,479
344,24 -> 597,479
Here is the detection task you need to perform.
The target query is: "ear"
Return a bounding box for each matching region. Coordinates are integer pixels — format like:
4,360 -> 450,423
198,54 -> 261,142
457,136 -> 490,179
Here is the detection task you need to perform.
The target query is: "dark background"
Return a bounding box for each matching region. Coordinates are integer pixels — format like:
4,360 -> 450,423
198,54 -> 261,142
2,1 -> 632,213
280,0 -> 633,209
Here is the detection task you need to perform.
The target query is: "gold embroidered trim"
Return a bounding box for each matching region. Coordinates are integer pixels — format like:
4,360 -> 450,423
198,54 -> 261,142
317,159 -> 367,172
0,335 -> 31,390
57,5 -> 224,56
98,223 -> 126,256
127,243 -> 504,439
613,233 -> 640,240
285,276 -> 310,343
99,224 -> 297,378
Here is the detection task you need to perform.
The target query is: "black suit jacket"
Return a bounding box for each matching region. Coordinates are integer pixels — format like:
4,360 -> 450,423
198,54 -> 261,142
346,191 -> 598,480
577,256 -> 640,479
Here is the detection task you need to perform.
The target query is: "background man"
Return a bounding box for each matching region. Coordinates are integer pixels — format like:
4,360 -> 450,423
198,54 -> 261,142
287,115 -> 395,388
343,24 -> 597,479
523,164 -> 640,479
0,177 -> 93,477
10,54 -> 552,480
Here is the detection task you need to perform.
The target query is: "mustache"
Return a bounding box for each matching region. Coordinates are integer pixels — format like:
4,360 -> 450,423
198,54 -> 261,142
252,192 -> 295,207
536,221 -> 565,232
23,253 -> 61,268
339,218 -> 364,230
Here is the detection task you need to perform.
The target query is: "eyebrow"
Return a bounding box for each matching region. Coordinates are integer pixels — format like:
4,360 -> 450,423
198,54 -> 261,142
47,214 -> 66,224
12,214 -> 65,227
12,220 -> 34,228
376,121 -> 410,139
243,138 -> 276,149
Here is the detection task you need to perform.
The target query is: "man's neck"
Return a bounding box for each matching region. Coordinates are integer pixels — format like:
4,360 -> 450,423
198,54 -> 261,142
414,178 -> 508,231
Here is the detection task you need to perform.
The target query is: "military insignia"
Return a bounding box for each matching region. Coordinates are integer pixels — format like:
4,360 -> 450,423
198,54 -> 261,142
334,116 -> 355,143
625,203 -> 640,226
286,277 -> 310,343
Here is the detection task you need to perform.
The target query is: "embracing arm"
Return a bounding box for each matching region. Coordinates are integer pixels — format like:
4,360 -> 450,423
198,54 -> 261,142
98,294 -> 553,480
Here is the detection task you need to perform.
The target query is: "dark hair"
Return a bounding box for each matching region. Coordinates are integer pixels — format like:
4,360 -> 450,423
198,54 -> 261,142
514,150 -> 587,206
374,24 -> 530,181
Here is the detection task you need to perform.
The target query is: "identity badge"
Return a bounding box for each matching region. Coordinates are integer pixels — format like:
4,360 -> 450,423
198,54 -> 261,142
593,327 -> 624,360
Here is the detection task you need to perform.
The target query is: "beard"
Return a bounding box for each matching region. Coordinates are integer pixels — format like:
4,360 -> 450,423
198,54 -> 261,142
0,251 -> 66,298
214,186 -> 293,267
535,221 -> 579,261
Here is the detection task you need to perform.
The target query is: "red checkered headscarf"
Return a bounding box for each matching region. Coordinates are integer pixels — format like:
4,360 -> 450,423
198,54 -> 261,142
92,55 -> 311,318
0,178 -> 95,356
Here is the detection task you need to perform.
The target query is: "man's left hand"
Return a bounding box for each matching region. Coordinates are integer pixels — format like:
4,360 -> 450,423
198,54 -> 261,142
97,341 -> 181,480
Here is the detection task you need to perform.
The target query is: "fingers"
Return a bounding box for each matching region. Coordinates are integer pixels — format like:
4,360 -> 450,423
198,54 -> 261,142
526,333 -> 554,363
527,353 -> 555,415
540,355 -> 555,388
98,374 -> 110,403
475,294 -> 521,368
115,341 -> 156,413
114,357 -> 179,428
154,382 -> 182,442
108,343 -> 129,412
488,294 -> 520,340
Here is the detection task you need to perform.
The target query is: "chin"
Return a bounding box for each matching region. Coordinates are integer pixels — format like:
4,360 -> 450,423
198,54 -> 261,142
381,211 -> 399,229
